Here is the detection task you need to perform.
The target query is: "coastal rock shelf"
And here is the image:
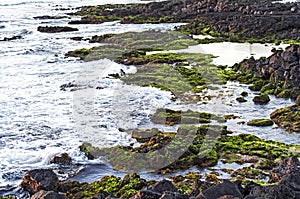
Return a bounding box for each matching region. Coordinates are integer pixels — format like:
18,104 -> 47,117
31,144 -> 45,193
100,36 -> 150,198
11,156 -> 300,199
70,0 -> 300,43
1,0 -> 300,198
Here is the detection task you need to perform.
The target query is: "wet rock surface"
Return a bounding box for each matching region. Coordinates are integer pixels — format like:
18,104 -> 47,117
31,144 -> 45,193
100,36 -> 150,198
19,169 -> 59,195
70,0 -> 300,42
10,158 -> 300,199
37,26 -> 78,33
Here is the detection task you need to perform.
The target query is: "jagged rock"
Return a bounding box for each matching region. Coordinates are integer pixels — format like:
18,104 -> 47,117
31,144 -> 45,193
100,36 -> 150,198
244,184 -> 296,199
150,179 -> 178,194
31,190 -> 66,199
199,180 -> 243,199
279,172 -> 300,196
20,169 -> 59,195
270,156 -> 300,182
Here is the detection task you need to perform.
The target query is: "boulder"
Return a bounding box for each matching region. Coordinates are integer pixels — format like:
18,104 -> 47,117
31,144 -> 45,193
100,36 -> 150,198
50,153 -> 72,165
245,184 -> 296,199
199,180 -> 243,199
253,93 -> 270,105
150,179 -> 178,194
20,169 -> 59,195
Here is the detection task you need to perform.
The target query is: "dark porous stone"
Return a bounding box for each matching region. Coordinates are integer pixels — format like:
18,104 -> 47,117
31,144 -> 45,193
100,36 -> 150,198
20,169 -> 59,195
130,190 -> 162,199
200,180 -> 243,199
31,190 -> 66,199
150,179 -> 178,194
270,156 -> 300,182
279,172 -> 300,193
246,184 -> 296,199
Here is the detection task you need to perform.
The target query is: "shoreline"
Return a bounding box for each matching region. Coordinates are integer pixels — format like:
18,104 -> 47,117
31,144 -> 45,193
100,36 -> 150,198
1,0 -> 300,198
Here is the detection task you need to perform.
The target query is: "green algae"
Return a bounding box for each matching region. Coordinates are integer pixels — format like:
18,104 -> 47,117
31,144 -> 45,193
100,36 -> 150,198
64,173 -> 148,199
247,119 -> 274,127
79,124 -> 300,174
66,30 -> 198,61
122,52 -> 233,97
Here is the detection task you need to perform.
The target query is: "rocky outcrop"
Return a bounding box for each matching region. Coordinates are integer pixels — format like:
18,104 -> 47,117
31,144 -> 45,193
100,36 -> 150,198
235,44 -> 300,101
70,0 -> 300,42
14,157 -> 300,199
20,169 -> 59,195
270,156 -> 300,182
37,26 -> 78,33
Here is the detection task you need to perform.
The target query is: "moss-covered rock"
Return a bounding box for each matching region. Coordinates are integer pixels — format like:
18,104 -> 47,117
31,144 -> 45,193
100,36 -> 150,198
66,31 -> 198,61
247,119 -> 274,127
63,173 -> 148,199
150,108 -> 225,126
270,105 -> 300,133
79,125 -> 300,176
121,52 -> 234,98
253,93 -> 270,105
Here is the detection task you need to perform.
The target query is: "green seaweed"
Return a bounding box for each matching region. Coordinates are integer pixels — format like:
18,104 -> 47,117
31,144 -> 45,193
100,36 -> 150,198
247,119 -> 274,127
